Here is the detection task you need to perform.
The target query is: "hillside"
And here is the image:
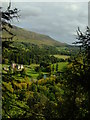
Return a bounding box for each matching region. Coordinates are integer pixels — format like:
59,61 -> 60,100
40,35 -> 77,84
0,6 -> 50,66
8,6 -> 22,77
2,25 -> 67,47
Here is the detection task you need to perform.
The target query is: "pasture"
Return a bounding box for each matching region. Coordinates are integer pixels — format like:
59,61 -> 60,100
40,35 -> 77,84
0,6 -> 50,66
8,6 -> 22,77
51,62 -> 68,72
53,54 -> 70,60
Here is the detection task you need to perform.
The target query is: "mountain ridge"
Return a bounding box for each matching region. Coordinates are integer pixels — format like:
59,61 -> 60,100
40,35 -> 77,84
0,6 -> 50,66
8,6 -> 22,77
3,25 -> 68,47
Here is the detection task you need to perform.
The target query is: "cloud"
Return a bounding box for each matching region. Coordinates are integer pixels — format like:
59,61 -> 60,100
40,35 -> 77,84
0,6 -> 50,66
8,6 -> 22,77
65,4 -> 79,11
20,7 -> 42,19
2,0 -> 89,2
9,2 -> 88,44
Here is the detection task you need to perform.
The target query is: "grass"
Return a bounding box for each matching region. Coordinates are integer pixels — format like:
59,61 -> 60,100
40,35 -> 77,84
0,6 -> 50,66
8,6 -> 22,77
25,64 -> 39,68
2,64 -> 39,80
25,64 -> 50,80
53,55 -> 70,60
51,62 -> 68,72
12,75 -> 26,82
25,64 -> 39,79
2,62 -> 68,81
2,64 -> 10,67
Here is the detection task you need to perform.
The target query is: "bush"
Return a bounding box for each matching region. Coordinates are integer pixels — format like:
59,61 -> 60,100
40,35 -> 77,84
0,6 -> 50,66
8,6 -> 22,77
20,68 -> 26,77
37,73 -> 43,80
35,66 -> 40,72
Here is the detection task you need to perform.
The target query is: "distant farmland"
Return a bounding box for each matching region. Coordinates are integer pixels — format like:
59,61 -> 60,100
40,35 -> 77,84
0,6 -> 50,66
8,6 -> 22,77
53,55 -> 70,60
51,62 -> 68,72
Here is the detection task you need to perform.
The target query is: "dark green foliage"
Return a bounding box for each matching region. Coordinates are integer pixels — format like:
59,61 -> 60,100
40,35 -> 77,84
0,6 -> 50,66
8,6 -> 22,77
52,64 -> 54,71
73,27 -> 90,119
56,63 -> 58,71
37,73 -> 43,80
3,43 -> 69,65
20,68 -> 26,77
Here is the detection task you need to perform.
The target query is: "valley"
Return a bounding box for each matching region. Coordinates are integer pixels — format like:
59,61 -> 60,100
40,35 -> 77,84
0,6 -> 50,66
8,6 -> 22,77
1,3 -> 90,119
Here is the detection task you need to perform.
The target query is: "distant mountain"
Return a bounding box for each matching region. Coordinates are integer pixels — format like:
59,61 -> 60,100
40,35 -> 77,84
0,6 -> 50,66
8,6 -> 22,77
3,25 -> 68,47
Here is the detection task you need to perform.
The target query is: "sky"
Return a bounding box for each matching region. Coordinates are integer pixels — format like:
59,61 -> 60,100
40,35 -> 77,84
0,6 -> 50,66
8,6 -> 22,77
2,1 -> 88,44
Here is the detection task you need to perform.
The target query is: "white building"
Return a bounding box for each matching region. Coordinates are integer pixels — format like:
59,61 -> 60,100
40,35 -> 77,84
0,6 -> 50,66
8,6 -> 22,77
12,63 -> 16,69
20,65 -> 24,69
12,63 -> 24,70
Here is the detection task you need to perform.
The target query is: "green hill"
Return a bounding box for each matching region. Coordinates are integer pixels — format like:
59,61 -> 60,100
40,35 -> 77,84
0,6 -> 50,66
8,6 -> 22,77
3,25 -> 67,47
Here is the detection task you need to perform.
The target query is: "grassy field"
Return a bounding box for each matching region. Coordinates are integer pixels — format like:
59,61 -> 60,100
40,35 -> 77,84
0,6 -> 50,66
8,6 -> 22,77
53,55 -> 70,60
2,62 -> 68,81
2,64 -> 39,81
25,64 -> 39,79
51,62 -> 68,72
26,68 -> 39,79
25,64 -> 49,79
2,64 -> 10,67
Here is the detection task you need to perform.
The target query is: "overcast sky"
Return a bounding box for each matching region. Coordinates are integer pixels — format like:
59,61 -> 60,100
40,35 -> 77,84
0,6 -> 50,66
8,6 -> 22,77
2,2 -> 88,44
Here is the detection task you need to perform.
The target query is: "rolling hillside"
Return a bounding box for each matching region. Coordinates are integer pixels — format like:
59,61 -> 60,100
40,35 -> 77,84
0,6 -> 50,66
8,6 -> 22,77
2,25 -> 67,47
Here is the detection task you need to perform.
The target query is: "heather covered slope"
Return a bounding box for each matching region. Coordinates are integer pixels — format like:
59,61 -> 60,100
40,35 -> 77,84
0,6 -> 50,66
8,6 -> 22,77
3,25 -> 67,47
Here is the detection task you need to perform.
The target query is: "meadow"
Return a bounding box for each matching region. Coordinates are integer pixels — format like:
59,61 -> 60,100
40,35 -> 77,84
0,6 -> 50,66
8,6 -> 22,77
51,62 -> 68,72
2,62 -> 68,81
53,55 -> 70,60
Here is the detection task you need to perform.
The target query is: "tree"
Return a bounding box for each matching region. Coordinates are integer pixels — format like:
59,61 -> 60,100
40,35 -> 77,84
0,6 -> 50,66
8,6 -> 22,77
56,63 -> 58,71
20,68 -> 26,77
52,64 -> 54,72
73,26 -> 90,119
2,3 -> 20,118
60,27 -> 90,120
1,2 -> 20,49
